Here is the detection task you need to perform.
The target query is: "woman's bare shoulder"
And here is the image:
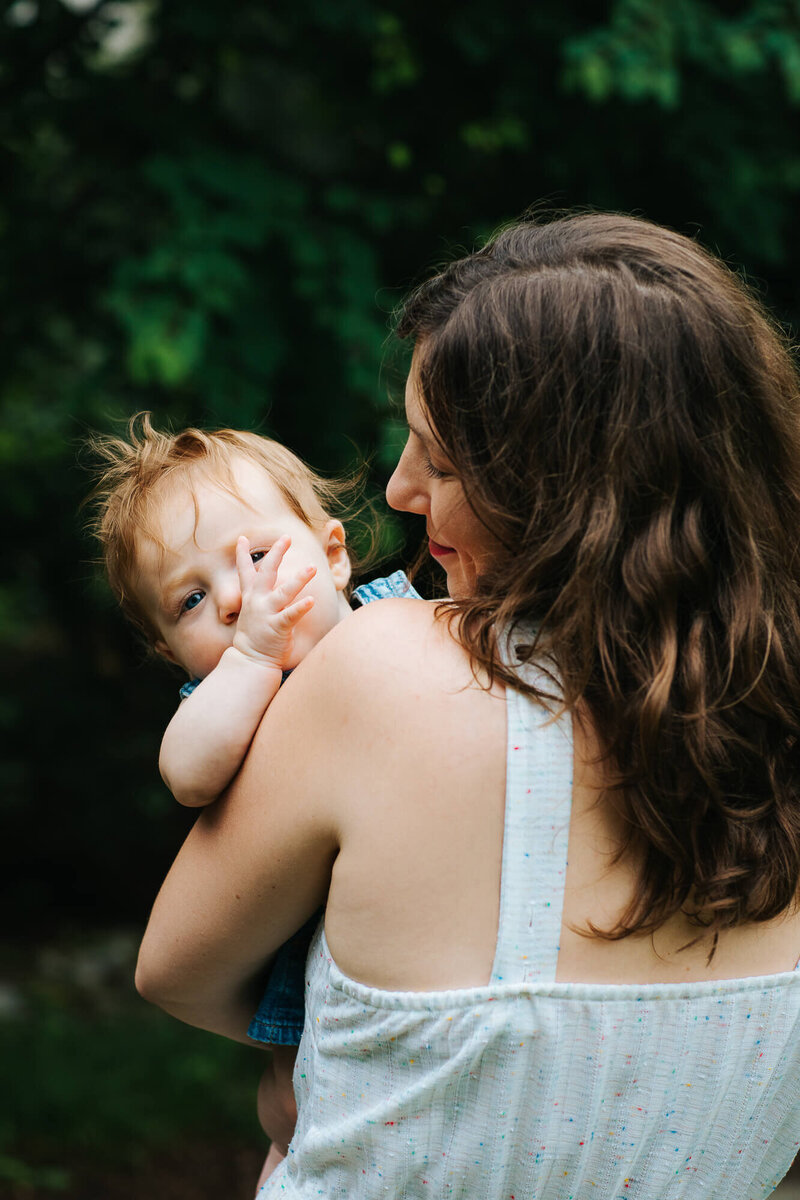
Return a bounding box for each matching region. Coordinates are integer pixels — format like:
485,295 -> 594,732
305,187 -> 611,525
287,597 -> 468,698
342,594 -> 444,645
256,597 -> 492,777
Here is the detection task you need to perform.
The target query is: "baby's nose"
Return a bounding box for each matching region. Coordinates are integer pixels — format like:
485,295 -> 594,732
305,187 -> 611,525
218,578 -> 242,624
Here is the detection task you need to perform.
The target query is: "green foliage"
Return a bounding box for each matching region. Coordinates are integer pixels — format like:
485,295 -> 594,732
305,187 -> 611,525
563,0 -> 800,109
0,961 -> 261,1189
0,1000 -> 257,1161
2,0 -> 800,943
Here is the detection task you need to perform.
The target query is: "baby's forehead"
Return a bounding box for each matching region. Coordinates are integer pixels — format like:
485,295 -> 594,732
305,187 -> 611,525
149,459 -> 290,530
135,458 -> 313,567
137,467 -> 220,550
128,464 -> 259,600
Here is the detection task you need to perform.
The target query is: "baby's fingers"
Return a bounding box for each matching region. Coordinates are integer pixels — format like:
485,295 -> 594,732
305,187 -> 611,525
235,535 -> 257,588
261,534 -> 291,588
271,594 -> 315,633
276,563 -> 317,609
238,534 -> 290,593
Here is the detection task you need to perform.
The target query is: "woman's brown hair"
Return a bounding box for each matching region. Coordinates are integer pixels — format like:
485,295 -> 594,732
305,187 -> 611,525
398,211 -> 800,943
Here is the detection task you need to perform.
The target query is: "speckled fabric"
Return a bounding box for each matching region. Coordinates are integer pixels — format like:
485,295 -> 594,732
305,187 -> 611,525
258,661 -> 800,1199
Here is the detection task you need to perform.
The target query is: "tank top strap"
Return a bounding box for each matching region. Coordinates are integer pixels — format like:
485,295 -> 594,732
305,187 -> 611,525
490,654 -> 574,986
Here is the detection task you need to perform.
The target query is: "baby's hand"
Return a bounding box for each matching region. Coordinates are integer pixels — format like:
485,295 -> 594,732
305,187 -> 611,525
233,535 -> 315,670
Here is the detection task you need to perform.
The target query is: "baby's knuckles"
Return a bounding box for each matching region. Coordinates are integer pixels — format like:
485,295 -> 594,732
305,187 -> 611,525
233,571 -> 308,668
232,620 -> 292,671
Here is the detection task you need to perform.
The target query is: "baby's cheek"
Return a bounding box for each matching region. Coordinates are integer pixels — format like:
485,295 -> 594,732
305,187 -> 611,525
283,615 -> 318,666
301,597 -> 339,654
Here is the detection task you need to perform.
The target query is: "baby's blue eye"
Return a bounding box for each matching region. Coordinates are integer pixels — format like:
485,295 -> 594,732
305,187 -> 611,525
181,590 -> 204,614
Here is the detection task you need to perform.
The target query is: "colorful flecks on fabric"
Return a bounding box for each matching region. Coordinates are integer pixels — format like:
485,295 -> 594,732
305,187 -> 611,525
257,653 -> 800,1200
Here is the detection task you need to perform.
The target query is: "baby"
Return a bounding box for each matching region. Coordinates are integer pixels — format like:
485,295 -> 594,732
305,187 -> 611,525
87,414 -> 420,1187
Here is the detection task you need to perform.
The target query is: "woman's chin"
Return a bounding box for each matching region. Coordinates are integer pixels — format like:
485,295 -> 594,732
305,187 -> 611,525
441,564 -> 470,600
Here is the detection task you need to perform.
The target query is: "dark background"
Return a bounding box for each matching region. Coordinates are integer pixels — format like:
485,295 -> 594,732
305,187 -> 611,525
3,1 -> 800,1194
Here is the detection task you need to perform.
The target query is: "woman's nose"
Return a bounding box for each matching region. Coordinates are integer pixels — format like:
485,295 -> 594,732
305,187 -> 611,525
386,448 -> 427,515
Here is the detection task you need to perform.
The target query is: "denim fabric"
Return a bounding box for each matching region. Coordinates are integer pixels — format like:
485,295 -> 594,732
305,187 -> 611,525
247,912 -> 322,1044
351,569 -> 421,607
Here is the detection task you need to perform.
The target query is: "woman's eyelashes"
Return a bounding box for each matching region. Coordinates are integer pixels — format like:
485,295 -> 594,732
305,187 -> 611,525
405,423 -> 450,480
422,458 -> 448,480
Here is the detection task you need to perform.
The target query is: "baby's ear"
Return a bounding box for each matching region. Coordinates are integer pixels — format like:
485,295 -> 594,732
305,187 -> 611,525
154,639 -> 179,666
323,520 -> 351,592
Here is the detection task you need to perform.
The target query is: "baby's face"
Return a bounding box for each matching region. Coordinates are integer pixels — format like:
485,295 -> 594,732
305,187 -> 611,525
136,460 -> 352,680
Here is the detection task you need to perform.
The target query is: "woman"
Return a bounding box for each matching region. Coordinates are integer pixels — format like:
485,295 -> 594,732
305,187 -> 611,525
137,212 -> 800,1198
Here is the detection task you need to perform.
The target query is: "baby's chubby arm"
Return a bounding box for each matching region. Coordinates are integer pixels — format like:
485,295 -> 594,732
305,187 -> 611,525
159,535 -> 316,807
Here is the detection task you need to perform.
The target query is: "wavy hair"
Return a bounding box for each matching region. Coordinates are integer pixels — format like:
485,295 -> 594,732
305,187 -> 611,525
398,212 -> 800,942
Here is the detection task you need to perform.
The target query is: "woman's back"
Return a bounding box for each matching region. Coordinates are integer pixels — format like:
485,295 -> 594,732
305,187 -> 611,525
315,601 -> 800,995
256,602 -> 800,1199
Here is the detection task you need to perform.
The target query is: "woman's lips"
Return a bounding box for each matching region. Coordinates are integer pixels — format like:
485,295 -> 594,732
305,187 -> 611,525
429,538 -> 456,558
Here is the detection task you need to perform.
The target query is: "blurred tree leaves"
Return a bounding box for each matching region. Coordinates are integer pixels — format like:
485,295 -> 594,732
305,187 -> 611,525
2,0 -> 800,934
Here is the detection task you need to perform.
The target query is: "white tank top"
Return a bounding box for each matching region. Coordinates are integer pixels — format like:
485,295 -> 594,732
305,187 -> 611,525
259,662 -> 800,1199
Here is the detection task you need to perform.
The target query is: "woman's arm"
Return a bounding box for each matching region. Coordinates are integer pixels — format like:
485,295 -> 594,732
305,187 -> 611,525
137,597 -> 506,1031
136,603 -> 392,1039
137,713 -> 340,1038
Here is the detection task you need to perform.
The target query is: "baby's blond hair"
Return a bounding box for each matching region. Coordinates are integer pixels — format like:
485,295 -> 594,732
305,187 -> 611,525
86,413 -> 352,642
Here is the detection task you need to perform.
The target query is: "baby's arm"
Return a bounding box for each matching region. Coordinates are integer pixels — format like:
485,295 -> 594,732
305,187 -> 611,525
159,536 -> 316,808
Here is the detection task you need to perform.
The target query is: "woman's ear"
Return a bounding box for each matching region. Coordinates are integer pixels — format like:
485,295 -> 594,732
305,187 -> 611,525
323,520 -> 352,592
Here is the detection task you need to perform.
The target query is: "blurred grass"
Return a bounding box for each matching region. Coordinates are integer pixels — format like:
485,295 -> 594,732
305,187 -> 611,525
1,934 -> 265,1193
